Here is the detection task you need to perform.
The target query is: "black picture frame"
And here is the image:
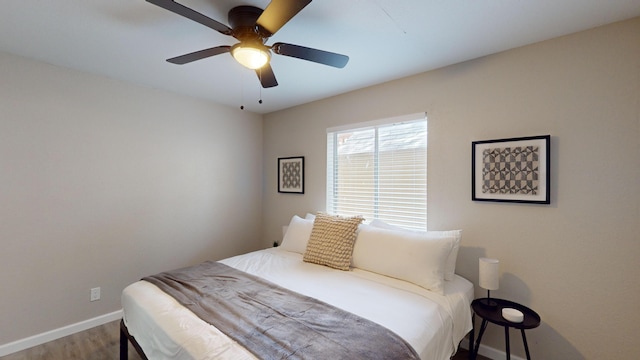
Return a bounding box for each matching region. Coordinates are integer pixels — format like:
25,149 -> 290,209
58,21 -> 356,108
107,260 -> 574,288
472,135 -> 550,204
278,156 -> 304,194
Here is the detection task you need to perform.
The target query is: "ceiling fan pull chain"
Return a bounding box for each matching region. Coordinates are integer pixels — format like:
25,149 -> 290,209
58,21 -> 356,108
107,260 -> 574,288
240,69 -> 245,110
258,69 -> 262,104
258,69 -> 263,104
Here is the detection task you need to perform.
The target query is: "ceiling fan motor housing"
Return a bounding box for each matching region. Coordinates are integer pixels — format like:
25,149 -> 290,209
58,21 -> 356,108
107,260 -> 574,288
228,6 -> 267,42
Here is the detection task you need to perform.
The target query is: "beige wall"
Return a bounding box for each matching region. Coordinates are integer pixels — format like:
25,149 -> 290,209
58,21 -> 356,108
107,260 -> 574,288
263,17 -> 640,359
0,52 -> 264,344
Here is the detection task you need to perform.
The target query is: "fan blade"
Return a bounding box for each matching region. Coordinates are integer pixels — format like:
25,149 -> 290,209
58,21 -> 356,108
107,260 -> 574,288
167,46 -> 230,65
256,0 -> 312,37
147,0 -> 232,35
256,64 -> 278,88
272,43 -> 349,68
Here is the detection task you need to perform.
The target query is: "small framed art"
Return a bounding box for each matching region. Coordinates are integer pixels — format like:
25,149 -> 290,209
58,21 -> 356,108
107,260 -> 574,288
472,135 -> 550,204
278,156 -> 304,194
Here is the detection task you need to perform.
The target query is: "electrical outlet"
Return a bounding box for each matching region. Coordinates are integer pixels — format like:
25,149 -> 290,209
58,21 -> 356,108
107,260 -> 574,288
90,287 -> 100,302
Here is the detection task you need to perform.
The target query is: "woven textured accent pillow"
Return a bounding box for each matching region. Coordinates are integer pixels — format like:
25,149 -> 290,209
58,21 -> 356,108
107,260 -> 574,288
303,213 -> 364,270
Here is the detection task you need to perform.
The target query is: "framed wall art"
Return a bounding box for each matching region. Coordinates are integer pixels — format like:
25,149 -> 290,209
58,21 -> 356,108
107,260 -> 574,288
278,156 -> 304,194
472,135 -> 550,204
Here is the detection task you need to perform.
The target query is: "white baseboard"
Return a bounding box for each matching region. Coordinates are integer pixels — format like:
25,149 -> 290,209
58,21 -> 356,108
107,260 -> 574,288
460,336 -> 526,360
0,310 -> 123,357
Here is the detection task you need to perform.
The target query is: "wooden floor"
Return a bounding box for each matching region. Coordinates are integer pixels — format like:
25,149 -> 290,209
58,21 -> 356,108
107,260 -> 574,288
0,320 -> 489,360
0,320 -> 142,360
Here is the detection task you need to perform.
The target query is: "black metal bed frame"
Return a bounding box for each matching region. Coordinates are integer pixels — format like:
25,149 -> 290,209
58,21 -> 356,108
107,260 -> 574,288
119,319 -> 149,360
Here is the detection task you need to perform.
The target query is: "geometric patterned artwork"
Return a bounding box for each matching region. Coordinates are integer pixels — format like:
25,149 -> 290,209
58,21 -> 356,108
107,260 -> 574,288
278,156 -> 305,194
281,161 -> 302,189
482,146 -> 539,195
472,135 -> 550,204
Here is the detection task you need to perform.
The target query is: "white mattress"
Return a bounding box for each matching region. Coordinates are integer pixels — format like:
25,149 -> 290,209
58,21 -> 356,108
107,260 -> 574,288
122,248 -> 473,360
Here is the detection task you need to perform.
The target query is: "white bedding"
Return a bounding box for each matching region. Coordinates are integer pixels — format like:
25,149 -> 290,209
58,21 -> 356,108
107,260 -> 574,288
122,248 -> 473,360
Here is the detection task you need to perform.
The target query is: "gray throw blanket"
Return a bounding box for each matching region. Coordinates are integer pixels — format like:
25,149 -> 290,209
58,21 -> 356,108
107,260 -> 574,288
143,261 -> 420,360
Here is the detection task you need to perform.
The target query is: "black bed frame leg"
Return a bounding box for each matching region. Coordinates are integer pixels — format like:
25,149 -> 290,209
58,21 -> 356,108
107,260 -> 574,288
120,320 -> 129,360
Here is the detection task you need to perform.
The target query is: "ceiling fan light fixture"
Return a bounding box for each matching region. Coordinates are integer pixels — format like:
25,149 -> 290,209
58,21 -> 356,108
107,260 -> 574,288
231,43 -> 270,70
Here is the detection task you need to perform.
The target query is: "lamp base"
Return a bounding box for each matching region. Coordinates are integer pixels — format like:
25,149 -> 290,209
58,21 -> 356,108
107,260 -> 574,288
479,298 -> 498,308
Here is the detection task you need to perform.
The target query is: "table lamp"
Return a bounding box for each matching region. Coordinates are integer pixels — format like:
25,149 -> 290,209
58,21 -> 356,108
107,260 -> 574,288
479,257 -> 499,307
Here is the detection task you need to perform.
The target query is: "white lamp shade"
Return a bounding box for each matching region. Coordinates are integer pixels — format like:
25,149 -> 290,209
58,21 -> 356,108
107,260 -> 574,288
231,44 -> 270,70
479,258 -> 499,290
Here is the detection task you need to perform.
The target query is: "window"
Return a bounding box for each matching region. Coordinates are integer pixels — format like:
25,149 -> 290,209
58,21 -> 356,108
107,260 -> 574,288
326,113 -> 427,230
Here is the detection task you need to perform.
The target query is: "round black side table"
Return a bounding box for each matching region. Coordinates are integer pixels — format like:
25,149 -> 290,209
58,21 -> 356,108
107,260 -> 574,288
468,298 -> 540,360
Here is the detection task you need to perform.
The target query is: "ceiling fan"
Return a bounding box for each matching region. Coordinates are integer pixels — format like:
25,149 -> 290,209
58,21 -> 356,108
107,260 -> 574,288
147,0 -> 349,88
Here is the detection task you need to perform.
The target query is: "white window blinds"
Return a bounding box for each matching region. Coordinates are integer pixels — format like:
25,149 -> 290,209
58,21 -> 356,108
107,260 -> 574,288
326,113 -> 427,230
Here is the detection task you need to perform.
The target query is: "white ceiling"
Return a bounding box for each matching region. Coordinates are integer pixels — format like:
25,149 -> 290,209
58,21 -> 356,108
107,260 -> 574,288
1,1 -> 639,114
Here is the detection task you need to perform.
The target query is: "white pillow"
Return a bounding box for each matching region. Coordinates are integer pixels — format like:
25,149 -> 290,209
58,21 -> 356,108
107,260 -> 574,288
279,215 -> 314,254
305,213 -> 316,220
369,219 -> 461,281
352,224 -> 454,295
435,230 -> 461,281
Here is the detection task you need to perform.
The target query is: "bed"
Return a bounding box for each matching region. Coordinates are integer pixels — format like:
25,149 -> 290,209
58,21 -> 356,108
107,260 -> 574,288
120,214 -> 474,360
